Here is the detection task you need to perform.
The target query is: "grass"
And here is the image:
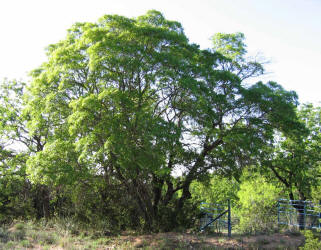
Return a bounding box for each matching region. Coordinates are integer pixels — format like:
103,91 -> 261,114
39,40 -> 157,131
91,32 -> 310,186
0,220 -> 306,249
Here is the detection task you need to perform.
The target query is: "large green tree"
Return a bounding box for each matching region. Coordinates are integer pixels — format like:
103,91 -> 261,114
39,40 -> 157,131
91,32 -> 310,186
0,10 -> 302,230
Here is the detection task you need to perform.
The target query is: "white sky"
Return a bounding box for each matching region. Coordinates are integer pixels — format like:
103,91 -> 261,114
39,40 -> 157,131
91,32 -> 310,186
0,0 -> 320,105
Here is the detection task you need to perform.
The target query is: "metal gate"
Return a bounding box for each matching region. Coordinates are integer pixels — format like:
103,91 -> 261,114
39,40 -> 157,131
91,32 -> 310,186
277,199 -> 321,229
200,200 -> 231,236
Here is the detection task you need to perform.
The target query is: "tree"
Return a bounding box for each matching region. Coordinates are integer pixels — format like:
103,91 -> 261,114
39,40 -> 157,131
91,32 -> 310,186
263,104 -> 321,229
20,10 -> 302,230
0,80 -> 37,220
211,32 -> 264,81
190,174 -> 239,206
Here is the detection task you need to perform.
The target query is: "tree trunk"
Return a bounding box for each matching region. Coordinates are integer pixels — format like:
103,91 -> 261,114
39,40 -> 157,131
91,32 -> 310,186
34,185 -> 50,219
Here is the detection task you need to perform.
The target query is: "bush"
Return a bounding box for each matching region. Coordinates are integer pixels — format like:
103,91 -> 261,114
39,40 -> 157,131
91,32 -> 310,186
236,171 -> 281,234
300,230 -> 321,250
0,227 -> 9,243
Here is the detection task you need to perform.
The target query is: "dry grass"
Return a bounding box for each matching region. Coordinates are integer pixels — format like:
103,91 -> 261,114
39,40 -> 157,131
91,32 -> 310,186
0,221 -> 305,249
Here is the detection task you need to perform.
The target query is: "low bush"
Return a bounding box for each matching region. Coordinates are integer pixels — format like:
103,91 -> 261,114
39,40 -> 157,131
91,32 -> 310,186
236,171 -> 281,234
300,230 -> 321,250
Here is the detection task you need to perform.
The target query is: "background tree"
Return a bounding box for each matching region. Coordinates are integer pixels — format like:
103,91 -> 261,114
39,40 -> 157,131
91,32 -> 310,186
0,80 -> 35,221
263,104 -> 321,229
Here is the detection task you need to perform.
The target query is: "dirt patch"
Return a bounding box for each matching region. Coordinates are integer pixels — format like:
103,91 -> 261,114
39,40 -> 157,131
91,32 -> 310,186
118,232 -> 305,249
233,233 -> 305,249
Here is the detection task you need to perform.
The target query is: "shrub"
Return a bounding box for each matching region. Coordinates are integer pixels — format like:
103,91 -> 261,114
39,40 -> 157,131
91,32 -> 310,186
0,227 -> 9,243
300,230 -> 321,250
236,171 -> 281,234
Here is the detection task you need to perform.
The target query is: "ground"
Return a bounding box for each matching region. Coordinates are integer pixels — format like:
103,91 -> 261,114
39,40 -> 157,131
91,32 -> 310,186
114,231 -> 305,249
0,221 -> 306,249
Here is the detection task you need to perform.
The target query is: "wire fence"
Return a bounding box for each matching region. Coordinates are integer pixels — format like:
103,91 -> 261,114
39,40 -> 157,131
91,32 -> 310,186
278,199 -> 321,229
199,198 -> 320,235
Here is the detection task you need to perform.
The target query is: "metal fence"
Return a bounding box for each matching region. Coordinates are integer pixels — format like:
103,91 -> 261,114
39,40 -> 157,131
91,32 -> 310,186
278,199 -> 321,229
200,201 -> 231,236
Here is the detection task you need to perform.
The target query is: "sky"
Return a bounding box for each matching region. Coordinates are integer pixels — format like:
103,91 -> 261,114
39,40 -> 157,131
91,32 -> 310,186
0,0 -> 320,105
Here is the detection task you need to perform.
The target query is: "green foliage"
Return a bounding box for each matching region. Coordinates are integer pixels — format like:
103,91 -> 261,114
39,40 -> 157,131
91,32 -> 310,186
265,104 -> 321,202
311,185 -> 321,204
212,32 -> 247,60
0,10 -> 308,232
0,175 -> 35,223
236,170 -> 281,234
300,230 -> 321,250
191,175 -> 239,205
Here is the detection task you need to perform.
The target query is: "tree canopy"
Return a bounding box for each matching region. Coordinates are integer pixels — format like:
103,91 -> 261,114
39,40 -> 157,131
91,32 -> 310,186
0,10 -> 310,231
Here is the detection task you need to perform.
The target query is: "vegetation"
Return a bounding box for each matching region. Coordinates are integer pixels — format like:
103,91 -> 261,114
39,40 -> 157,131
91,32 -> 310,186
0,220 -> 307,249
300,230 -> 321,250
0,10 -> 320,248
236,170 -> 281,234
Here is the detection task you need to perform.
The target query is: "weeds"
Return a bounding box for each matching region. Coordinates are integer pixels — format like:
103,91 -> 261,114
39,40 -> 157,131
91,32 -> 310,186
20,239 -> 32,248
300,230 -> 321,250
257,238 -> 270,245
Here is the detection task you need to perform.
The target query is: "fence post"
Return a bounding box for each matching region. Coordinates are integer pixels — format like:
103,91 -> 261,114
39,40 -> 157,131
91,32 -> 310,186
277,200 -> 280,225
319,200 -> 321,229
228,199 -> 231,237
303,201 -> 306,229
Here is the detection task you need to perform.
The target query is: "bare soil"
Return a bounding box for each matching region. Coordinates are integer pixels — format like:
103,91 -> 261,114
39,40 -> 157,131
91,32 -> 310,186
116,231 -> 305,249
